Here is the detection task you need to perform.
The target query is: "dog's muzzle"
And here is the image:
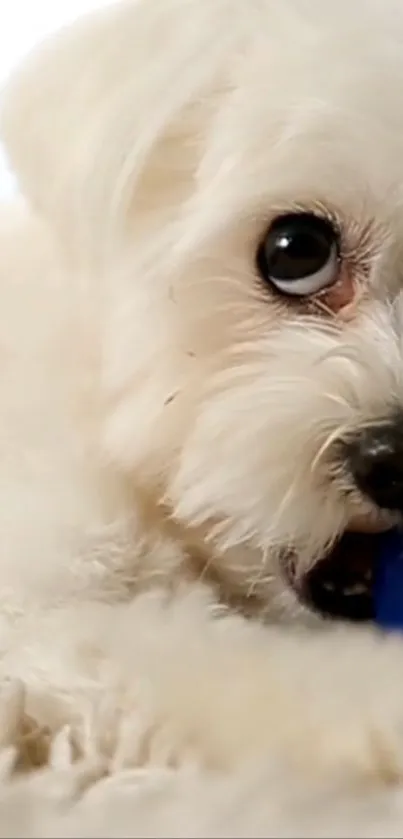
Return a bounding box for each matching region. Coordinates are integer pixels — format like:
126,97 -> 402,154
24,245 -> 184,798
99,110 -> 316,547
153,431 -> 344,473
288,416 -> 403,624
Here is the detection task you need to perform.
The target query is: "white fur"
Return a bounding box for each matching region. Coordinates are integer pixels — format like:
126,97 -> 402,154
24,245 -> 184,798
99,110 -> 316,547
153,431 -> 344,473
0,0 -> 403,833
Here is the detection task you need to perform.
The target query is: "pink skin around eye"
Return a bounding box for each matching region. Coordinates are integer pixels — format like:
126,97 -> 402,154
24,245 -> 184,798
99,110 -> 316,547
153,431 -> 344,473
317,266 -> 357,317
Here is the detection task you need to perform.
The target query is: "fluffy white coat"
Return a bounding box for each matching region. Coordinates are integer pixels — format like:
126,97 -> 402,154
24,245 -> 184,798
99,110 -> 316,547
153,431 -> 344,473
0,0 -> 403,834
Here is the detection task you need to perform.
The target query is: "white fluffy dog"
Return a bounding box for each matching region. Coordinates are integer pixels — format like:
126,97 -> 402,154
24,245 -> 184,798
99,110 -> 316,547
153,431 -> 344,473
2,0 -> 403,834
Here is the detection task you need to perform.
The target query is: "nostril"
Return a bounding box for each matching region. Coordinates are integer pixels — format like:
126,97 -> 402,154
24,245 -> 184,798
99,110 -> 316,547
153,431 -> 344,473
346,422 -> 403,512
356,458 -> 403,507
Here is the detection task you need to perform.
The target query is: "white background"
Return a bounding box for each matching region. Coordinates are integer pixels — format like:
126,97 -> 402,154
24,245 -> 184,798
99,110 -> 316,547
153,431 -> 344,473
0,0 -> 106,196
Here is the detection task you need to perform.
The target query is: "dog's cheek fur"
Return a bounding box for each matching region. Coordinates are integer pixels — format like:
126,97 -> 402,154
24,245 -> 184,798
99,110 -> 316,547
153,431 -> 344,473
169,303 -> 403,564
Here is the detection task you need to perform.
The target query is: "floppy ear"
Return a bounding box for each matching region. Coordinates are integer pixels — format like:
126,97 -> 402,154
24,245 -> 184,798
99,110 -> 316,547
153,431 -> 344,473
1,0 -> 256,479
0,0 -> 238,265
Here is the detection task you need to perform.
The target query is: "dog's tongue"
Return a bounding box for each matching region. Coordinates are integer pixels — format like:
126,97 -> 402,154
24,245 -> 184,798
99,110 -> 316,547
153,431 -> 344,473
375,528 -> 403,631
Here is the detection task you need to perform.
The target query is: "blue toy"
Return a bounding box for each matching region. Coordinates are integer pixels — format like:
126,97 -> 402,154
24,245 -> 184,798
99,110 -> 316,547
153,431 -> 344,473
375,528 -> 403,631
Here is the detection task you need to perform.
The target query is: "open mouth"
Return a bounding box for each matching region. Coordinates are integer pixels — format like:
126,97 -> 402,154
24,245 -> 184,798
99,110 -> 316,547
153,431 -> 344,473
289,531 -> 386,622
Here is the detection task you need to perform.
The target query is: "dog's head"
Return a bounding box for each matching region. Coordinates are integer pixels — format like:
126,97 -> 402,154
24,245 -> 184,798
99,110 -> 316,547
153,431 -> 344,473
4,0 -> 403,621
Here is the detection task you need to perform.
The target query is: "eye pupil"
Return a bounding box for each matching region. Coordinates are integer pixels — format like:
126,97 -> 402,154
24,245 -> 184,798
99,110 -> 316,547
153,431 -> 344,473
257,212 -> 339,297
269,227 -> 331,281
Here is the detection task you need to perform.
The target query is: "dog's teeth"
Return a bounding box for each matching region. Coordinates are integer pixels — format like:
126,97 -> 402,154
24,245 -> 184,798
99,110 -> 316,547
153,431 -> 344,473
322,582 -> 336,592
342,584 -> 369,596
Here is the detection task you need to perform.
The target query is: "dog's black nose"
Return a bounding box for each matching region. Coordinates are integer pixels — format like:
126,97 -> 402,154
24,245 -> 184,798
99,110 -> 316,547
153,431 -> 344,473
346,419 -> 403,511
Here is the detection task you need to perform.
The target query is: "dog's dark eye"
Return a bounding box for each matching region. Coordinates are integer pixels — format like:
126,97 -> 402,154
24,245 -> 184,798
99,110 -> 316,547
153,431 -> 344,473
257,212 -> 340,297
